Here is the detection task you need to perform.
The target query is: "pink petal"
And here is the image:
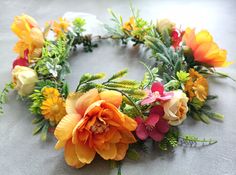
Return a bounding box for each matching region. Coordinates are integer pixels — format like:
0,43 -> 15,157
151,82 -> 164,95
158,92 -> 174,101
149,128 -> 164,142
135,117 -> 144,125
146,107 -> 160,127
141,93 -> 156,105
150,105 -> 164,117
156,118 -> 170,134
135,122 -> 149,140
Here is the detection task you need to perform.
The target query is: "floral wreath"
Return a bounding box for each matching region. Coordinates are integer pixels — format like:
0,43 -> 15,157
0,7 -> 234,173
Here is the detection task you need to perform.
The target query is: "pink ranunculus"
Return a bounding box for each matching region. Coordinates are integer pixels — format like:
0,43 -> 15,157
135,105 -> 169,142
141,82 -> 173,105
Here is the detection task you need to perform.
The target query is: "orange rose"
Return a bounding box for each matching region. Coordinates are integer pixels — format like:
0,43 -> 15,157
11,14 -> 45,63
54,89 -> 137,168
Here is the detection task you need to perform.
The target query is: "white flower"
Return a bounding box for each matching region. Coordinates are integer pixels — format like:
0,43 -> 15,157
12,66 -> 38,96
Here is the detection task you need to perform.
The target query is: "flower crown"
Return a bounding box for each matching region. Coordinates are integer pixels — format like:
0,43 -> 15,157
0,7 -> 234,173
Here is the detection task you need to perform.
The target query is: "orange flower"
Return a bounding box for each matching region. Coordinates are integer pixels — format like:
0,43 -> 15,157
11,14 -> 45,63
183,28 -> 232,67
184,69 -> 208,102
52,17 -> 70,37
54,89 -> 137,168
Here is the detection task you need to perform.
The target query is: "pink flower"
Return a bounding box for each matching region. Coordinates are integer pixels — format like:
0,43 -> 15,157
135,105 -> 169,141
141,82 -> 173,105
171,28 -> 184,48
12,50 -> 29,69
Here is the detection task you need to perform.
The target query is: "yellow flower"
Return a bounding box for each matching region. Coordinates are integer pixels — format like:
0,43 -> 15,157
54,89 -> 137,168
184,69 -> 208,102
12,66 -> 38,96
122,17 -> 138,31
41,96 -> 66,123
11,14 -> 45,63
42,87 -> 60,98
52,17 -> 70,37
183,28 -> 232,67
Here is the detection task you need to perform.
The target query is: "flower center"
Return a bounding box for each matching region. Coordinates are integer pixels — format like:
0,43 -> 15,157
91,120 -> 109,134
145,124 -> 154,132
51,104 -> 59,113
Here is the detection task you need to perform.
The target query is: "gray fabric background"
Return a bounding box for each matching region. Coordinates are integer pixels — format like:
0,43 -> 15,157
0,0 -> 236,175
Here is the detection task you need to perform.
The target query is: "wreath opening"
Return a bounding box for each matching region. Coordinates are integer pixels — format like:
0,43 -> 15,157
0,7 -> 235,173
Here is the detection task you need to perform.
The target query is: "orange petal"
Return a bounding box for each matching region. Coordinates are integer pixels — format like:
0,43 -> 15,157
55,140 -> 67,150
75,89 -> 100,116
114,143 -> 129,161
96,143 -> 117,160
99,90 -> 122,108
54,114 -> 81,142
119,130 -> 137,144
123,115 -> 137,131
66,92 -> 83,114
64,139 -> 85,168
75,141 -> 96,164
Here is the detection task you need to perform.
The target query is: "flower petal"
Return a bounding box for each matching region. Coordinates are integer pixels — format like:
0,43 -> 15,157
156,118 -> 170,134
96,143 -> 117,160
75,141 -> 96,164
149,128 -> 164,142
135,122 -> 148,140
99,90 -> 122,108
146,106 -> 164,126
66,92 -> 83,114
151,82 -> 164,95
54,114 -> 81,142
123,115 -> 137,131
64,139 -> 85,168
75,89 -> 100,116
114,143 -> 129,161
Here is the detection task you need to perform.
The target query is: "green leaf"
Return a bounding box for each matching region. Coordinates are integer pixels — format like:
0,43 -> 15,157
199,113 -> 210,124
33,119 -> 45,135
207,112 -> 224,121
174,59 -> 182,75
32,116 -> 44,124
107,69 -> 128,82
40,121 -> 49,141
127,149 -> 140,160
191,112 -> 201,121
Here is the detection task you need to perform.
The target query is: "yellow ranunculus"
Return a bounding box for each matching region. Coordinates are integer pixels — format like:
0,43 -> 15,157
11,14 -> 45,63
12,66 -> 38,96
163,90 -> 189,126
54,89 -> 137,168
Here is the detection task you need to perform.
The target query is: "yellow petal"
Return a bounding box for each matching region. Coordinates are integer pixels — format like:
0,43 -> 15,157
55,140 -> 66,150
196,30 -> 213,44
99,90 -> 122,108
114,143 -> 128,161
75,89 -> 100,116
54,114 -> 81,141
30,28 -> 44,47
96,143 -> 117,160
75,141 -> 96,164
64,140 -> 85,168
66,92 -> 83,114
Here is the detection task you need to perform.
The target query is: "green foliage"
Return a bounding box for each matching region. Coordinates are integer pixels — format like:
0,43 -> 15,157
127,149 -> 140,160
177,71 -> 190,83
35,38 -> 70,79
179,135 -> 217,146
29,89 -> 44,115
0,83 -> 14,114
140,62 -> 160,89
107,69 -> 128,82
73,18 -> 86,33
159,128 -> 179,151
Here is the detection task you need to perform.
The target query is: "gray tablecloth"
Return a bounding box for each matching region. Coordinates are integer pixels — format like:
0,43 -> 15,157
0,0 -> 236,174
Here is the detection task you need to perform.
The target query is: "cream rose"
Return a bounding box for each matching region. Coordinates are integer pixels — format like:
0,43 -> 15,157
12,66 -> 38,96
163,90 -> 189,126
